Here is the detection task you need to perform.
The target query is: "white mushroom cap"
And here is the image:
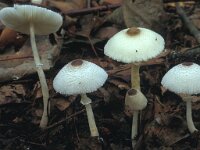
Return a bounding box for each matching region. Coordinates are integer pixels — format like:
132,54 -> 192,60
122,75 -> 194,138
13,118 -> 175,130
53,59 -> 108,95
104,27 -> 165,63
161,62 -> 200,95
0,4 -> 62,35
125,88 -> 147,111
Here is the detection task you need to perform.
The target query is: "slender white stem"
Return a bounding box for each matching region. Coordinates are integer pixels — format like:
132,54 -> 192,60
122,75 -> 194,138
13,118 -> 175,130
132,110 -> 139,148
186,101 -> 198,133
81,94 -> 99,137
30,23 -> 49,128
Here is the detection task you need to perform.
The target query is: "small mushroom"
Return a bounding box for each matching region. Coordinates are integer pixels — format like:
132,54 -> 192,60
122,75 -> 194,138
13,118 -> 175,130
53,59 -> 108,137
161,62 -> 200,133
0,4 -> 63,128
104,27 -> 165,90
125,88 -> 147,146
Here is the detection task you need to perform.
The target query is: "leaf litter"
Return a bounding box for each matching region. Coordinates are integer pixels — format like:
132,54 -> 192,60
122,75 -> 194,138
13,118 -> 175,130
0,0 -> 200,150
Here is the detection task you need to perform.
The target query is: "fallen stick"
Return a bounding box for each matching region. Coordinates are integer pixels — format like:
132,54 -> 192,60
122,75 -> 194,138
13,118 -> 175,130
176,2 -> 200,43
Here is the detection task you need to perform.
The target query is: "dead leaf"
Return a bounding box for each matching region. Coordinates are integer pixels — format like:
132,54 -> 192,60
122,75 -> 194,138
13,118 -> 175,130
47,0 -> 86,13
55,98 -> 71,111
123,0 -> 166,29
0,28 -> 28,53
0,35 -> 62,82
107,0 -> 167,32
0,84 -> 26,104
190,8 -> 200,30
108,78 -> 129,90
95,26 -> 119,39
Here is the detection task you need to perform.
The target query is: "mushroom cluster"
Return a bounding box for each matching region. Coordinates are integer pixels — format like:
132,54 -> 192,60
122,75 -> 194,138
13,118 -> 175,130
53,59 -> 108,137
104,26 -> 165,147
0,4 -> 63,128
161,62 -> 200,133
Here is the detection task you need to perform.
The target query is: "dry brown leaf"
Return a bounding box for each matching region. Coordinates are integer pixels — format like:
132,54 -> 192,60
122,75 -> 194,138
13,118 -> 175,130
47,0 -> 86,13
107,0 -> 167,31
108,78 -> 129,90
76,15 -> 104,38
0,84 -> 26,104
190,8 -> 200,30
95,26 -> 119,39
55,98 -> 71,111
123,0 -> 166,29
0,28 -> 28,53
0,35 -> 62,82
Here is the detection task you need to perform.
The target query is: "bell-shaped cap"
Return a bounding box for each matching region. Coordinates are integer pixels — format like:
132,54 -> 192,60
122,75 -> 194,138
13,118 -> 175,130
161,62 -> 200,95
104,27 -> 165,63
0,4 -> 62,35
53,59 -> 108,95
125,88 -> 147,111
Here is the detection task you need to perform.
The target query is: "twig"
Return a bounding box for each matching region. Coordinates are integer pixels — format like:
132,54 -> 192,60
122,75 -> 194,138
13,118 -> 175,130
176,3 -> 200,43
0,55 -> 33,61
45,109 -> 85,130
64,4 -> 121,16
87,36 -> 98,57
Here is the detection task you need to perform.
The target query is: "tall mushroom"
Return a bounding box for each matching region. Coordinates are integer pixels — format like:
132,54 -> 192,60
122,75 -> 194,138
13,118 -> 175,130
53,59 -> 108,137
0,4 -> 63,128
161,62 -> 200,133
104,27 -> 165,90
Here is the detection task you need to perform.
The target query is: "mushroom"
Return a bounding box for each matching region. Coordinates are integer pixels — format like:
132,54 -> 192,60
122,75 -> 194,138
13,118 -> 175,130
104,27 -> 165,90
53,59 -> 108,137
161,62 -> 200,133
125,88 -> 147,146
0,4 -> 63,128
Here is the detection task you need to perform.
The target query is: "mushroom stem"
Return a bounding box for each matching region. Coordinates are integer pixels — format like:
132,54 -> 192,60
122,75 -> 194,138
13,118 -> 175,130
81,94 -> 99,137
132,110 -> 139,148
131,64 -> 140,90
186,101 -> 198,133
30,23 -> 49,128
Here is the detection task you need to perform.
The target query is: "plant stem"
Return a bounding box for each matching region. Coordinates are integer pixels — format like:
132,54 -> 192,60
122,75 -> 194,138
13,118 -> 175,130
132,110 -> 139,148
30,23 -> 49,128
186,101 -> 198,133
81,94 -> 99,137
131,64 -> 140,90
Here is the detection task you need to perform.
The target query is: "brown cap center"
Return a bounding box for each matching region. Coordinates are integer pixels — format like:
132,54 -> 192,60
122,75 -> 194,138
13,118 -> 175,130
127,89 -> 137,95
126,27 -> 140,36
182,62 -> 193,66
71,59 -> 83,66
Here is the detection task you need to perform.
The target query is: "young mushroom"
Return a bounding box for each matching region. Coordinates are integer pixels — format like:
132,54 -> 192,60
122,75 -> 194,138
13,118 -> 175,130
161,62 -> 200,133
53,59 -> 108,137
0,5 -> 63,128
125,88 -> 147,147
104,27 -> 165,90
